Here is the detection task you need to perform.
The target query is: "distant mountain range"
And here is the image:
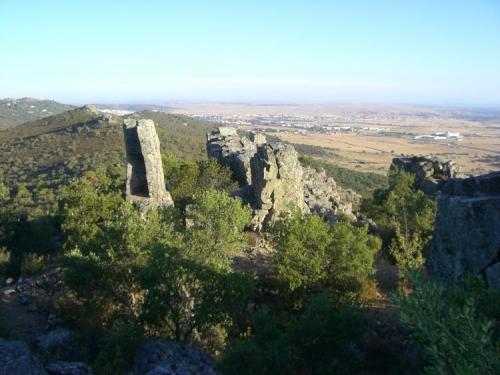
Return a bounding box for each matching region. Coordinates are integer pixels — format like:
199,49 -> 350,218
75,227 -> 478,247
0,97 -> 75,130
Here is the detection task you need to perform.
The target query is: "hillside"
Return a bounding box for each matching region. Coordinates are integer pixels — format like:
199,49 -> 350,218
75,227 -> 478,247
0,97 -> 74,130
0,106 -> 216,209
0,105 -> 388,212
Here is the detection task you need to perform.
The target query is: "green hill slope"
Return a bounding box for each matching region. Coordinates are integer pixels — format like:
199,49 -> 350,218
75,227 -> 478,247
0,97 -> 75,130
0,105 -> 386,212
0,107 -> 216,209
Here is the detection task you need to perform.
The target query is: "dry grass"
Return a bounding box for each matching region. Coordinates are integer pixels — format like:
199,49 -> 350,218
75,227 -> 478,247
172,102 -> 500,176
276,131 -> 500,175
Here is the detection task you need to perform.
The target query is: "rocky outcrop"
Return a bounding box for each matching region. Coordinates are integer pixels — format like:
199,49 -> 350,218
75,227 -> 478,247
250,143 -> 308,228
303,167 -> 360,223
0,339 -> 47,375
390,156 -> 460,196
206,127 -> 263,186
0,338 -> 93,375
133,340 -> 218,375
426,172 -> 500,288
123,119 -> 174,213
207,127 -> 360,229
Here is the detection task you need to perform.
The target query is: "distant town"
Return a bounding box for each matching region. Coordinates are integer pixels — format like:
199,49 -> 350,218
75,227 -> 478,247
188,112 -> 465,143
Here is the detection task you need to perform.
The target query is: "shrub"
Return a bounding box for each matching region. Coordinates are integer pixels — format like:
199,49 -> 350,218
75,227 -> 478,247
0,247 -> 10,276
361,172 -> 436,272
391,272 -> 500,375
163,156 -> 238,209
20,252 -> 44,275
61,168 -> 182,329
93,320 -> 143,375
220,293 -> 364,375
62,169 -> 253,356
186,190 -> 252,271
140,245 -> 254,346
270,210 -> 380,306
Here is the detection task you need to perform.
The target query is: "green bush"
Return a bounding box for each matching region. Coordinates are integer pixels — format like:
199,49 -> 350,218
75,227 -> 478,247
0,247 -> 10,276
391,272 -> 500,375
220,293 -> 364,375
61,167 -> 182,329
270,210 -> 380,307
20,252 -> 44,275
62,169 -> 254,356
361,172 -> 435,271
163,155 -> 238,209
140,190 -> 253,346
140,245 -> 254,346
186,190 -> 252,270
93,320 -> 143,375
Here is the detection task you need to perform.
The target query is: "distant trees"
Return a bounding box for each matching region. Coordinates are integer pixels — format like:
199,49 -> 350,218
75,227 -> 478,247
0,182 -> 10,276
0,181 -> 9,246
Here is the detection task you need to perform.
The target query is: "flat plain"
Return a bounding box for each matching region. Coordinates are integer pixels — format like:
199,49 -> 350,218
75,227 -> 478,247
172,103 -> 500,175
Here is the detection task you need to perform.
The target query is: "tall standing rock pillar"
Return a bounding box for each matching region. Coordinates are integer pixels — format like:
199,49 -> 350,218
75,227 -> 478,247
123,118 -> 174,214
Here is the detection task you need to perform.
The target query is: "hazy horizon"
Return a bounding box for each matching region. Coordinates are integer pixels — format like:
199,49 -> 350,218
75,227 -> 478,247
1,1 -> 499,106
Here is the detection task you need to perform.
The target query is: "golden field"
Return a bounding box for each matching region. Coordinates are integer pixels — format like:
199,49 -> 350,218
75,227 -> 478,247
274,130 -> 500,175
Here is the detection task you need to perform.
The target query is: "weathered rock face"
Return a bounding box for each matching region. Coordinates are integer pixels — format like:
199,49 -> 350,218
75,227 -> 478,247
123,119 -> 174,213
426,172 -> 500,288
302,166 -> 359,223
207,127 -> 360,229
251,143 -> 308,229
0,339 -> 47,375
390,156 -> 460,196
0,338 -> 93,375
207,127 -> 262,186
133,340 -> 218,375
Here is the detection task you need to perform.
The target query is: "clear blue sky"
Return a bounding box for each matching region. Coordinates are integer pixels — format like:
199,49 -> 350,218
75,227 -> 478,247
0,0 -> 499,106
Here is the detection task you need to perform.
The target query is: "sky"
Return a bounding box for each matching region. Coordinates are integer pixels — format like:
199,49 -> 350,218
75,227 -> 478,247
0,0 -> 499,106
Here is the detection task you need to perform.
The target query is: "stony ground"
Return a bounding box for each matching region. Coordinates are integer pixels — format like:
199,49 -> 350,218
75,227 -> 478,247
0,269 -> 63,342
